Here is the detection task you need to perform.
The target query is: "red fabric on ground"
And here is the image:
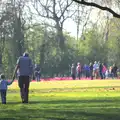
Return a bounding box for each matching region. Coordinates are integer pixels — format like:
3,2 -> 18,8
11,77 -> 119,82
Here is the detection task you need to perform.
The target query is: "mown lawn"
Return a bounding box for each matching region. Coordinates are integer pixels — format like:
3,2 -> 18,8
1,80 -> 120,120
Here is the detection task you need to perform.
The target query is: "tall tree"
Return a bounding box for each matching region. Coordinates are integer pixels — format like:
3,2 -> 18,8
32,0 -> 76,48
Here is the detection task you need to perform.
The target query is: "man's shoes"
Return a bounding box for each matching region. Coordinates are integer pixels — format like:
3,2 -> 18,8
22,99 -> 25,103
24,101 -> 28,104
2,102 -> 6,104
22,100 -> 28,104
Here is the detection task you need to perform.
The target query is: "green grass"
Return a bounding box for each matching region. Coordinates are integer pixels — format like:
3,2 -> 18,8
1,80 -> 120,120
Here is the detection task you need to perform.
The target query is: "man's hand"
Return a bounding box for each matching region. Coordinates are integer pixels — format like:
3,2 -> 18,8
12,65 -> 18,81
12,74 -> 15,81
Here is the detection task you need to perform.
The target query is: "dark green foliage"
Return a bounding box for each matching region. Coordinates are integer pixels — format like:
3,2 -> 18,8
0,1 -> 120,77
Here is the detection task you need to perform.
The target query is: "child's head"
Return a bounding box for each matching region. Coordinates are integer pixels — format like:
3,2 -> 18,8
0,74 -> 5,79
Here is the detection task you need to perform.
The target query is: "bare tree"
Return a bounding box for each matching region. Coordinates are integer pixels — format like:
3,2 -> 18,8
32,0 -> 76,48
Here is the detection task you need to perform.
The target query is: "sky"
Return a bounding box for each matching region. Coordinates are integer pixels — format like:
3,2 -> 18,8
23,1 -> 105,38
1,0 -> 111,38
63,8 -> 101,38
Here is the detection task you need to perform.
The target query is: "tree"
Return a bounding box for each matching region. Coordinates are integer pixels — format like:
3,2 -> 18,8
0,0 -> 29,75
0,1 -> 13,72
73,0 -> 120,18
32,0 -> 76,48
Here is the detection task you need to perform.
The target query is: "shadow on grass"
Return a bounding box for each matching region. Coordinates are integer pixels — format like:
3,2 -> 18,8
2,98 -> 120,120
8,97 -> 120,105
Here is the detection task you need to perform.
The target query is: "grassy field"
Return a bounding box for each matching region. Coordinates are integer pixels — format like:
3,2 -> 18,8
1,80 -> 120,120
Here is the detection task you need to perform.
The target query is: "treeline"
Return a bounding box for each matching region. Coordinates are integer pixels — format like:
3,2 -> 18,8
0,1 -> 120,78
1,19 -> 120,78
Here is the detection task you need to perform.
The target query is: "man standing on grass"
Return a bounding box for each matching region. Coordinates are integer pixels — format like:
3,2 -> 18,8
76,62 -> 81,80
89,62 -> 93,80
71,64 -> 76,80
13,52 -> 33,103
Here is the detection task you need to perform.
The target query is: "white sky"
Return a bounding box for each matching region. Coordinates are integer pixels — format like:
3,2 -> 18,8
23,1 -> 105,38
1,0 -> 112,38
64,8 -> 102,37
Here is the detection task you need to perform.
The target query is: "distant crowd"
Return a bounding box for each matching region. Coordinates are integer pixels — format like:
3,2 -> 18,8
71,61 -> 118,80
26,61 -> 119,81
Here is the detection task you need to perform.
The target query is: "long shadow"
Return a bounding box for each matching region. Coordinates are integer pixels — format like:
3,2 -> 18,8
31,98 -> 120,104
7,97 -> 120,105
8,101 -> 41,104
8,101 -> 22,104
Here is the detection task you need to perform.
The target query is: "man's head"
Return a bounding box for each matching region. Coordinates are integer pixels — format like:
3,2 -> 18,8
0,74 -> 5,79
72,64 -> 74,67
89,62 -> 92,65
23,52 -> 29,57
94,61 -> 97,64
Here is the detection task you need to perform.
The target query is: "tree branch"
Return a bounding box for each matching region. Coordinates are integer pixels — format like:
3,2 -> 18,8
61,9 -> 77,27
32,0 -> 54,20
73,0 -> 120,18
59,1 -> 73,19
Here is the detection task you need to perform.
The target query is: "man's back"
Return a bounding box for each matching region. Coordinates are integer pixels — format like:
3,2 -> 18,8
17,56 -> 33,76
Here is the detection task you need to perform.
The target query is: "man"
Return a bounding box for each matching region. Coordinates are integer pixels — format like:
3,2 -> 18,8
83,64 -> 90,78
76,62 -> 81,80
99,62 -> 103,79
93,61 -> 99,79
89,62 -> 93,80
34,64 -> 41,82
112,63 -> 118,78
13,52 -> 33,103
71,64 -> 76,80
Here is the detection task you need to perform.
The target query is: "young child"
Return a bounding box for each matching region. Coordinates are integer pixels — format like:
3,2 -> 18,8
0,74 -> 14,104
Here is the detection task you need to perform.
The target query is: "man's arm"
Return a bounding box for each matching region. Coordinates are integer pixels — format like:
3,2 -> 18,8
12,57 -> 20,80
12,65 -> 19,80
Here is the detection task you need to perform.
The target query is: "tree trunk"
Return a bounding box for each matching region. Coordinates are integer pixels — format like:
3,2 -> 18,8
39,44 -> 45,69
39,29 -> 47,70
16,17 -> 24,56
0,54 -> 2,66
56,22 -> 65,49
12,16 -> 24,63
0,54 -> 2,73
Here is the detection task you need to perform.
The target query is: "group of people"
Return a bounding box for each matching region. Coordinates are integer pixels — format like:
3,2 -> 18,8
71,61 -> 118,80
0,52 -> 119,104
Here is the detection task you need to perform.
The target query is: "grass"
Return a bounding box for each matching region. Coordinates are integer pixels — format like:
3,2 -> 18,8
1,80 -> 120,120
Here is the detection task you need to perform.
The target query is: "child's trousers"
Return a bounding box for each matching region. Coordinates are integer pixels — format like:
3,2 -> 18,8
0,89 -> 6,104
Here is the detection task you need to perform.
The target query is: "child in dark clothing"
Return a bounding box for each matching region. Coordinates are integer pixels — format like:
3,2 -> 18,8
0,74 -> 14,104
84,64 -> 90,78
89,62 -> 93,80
